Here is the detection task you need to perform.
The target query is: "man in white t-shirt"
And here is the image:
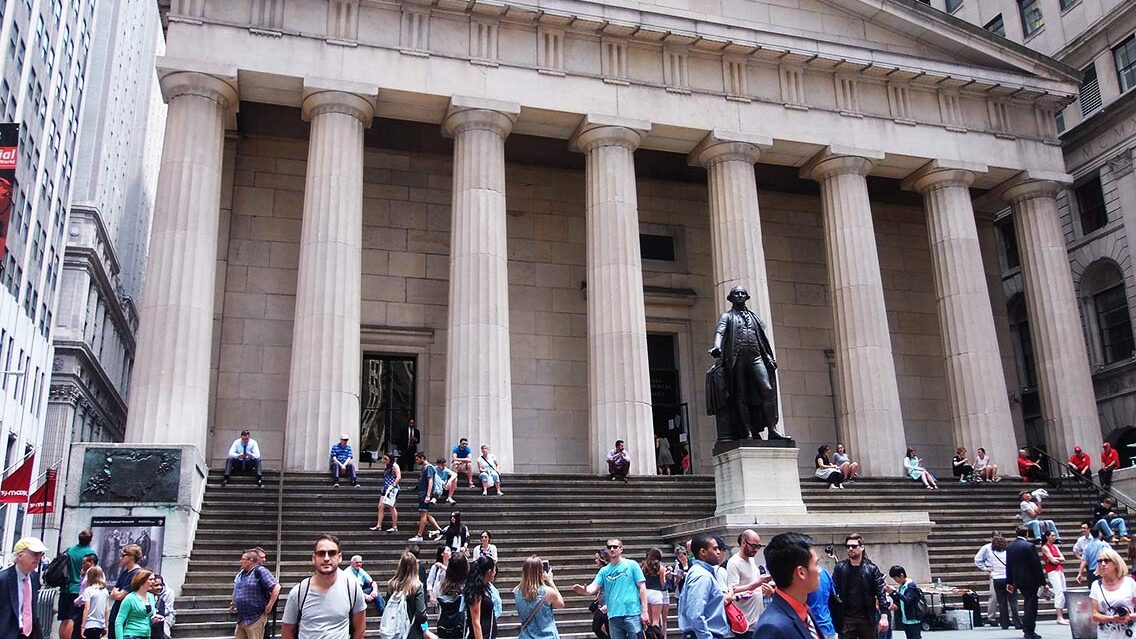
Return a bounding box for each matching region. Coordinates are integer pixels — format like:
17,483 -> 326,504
726,529 -> 774,637
281,534 -> 366,639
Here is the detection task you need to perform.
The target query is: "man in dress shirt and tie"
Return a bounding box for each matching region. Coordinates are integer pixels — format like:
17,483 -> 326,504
223,430 -> 263,487
0,536 -> 46,639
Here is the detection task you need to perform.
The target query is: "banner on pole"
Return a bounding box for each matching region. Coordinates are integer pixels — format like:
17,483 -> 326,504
27,468 -> 56,514
0,123 -> 18,259
0,453 -> 34,503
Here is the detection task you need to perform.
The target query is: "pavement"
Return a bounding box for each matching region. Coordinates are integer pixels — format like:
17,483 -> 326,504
928,621 -> 1077,639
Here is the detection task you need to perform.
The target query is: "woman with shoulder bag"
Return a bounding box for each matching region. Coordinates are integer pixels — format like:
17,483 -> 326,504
371,453 -> 401,531
465,555 -> 500,639
387,551 -> 430,639
514,555 -> 566,639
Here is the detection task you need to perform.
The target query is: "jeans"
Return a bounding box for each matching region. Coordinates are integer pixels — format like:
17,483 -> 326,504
225,457 -> 262,480
1024,520 -> 1058,540
841,616 -> 878,639
608,461 -> 630,479
1094,518 -> 1128,538
608,615 -> 642,639
1100,467 -> 1115,489
330,460 -> 358,483
993,578 -> 1021,629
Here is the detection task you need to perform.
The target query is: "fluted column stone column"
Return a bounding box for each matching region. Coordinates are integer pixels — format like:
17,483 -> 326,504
906,161 -> 1017,467
441,97 -> 519,471
689,130 -> 787,435
126,71 -> 236,451
572,115 -> 656,476
284,89 -> 375,471
801,148 -> 906,477
1003,175 -> 1102,460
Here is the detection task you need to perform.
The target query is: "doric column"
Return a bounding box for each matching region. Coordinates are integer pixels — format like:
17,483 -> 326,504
572,115 -> 656,476
441,97 -> 519,471
284,88 -> 375,471
905,161 -> 1017,467
126,71 -> 236,451
1003,175 -> 1102,460
689,130 -> 787,435
801,147 -> 906,477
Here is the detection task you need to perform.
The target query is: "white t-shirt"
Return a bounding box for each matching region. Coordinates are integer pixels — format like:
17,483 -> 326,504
282,571 -> 367,639
1091,577 -> 1136,639
725,554 -> 765,627
82,585 -> 109,629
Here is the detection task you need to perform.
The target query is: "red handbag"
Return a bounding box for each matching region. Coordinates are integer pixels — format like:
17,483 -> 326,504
724,601 -> 749,634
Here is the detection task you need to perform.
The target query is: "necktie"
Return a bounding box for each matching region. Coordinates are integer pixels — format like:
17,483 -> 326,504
805,614 -> 820,639
21,575 -> 32,636
243,443 -> 248,454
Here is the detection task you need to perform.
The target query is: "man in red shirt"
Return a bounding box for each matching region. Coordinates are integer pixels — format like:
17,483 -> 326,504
1100,442 -> 1120,489
1017,448 -> 1045,482
1068,446 -> 1091,479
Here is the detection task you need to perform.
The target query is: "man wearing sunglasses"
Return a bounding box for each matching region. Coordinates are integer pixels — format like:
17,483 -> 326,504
281,534 -> 366,639
832,534 -> 889,639
573,539 -> 650,639
726,530 -> 774,637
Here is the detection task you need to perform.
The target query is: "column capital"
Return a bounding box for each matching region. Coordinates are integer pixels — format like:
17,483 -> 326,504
996,170 -> 1072,205
902,160 -> 986,194
688,130 -> 772,168
799,145 -> 884,181
571,114 -> 651,153
158,71 -> 238,111
442,96 -> 520,139
302,90 -> 376,126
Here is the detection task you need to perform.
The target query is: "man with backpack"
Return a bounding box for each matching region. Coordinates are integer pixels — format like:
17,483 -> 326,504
832,533 -> 889,639
44,528 -> 93,639
281,535 -> 366,639
232,549 -> 281,639
408,452 -> 444,543
886,566 -> 924,639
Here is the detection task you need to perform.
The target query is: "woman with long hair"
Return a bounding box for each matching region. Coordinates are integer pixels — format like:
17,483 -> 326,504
436,554 -> 470,639
832,443 -> 860,481
988,533 -> 1020,630
371,453 -> 401,531
1090,547 -> 1136,639
514,555 -> 565,639
442,511 -> 471,554
472,530 -> 498,561
113,569 -> 155,639
904,448 -> 939,489
80,566 -> 109,639
1041,530 -> 1069,624
464,555 -> 499,639
642,548 -> 669,639
428,546 -> 452,604
387,550 -> 430,639
815,445 -> 844,489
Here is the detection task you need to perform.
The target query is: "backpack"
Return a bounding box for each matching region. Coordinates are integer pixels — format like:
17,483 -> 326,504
44,553 -> 71,588
380,589 -> 413,639
296,574 -> 361,634
910,586 -> 929,621
436,593 -> 465,639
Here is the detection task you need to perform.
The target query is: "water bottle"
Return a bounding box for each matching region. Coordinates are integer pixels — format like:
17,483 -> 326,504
936,577 -> 943,589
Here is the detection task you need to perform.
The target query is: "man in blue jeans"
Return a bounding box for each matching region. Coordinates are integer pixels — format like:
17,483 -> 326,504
573,538 -> 649,639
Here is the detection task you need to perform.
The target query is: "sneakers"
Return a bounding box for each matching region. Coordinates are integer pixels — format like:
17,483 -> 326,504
427,529 -> 443,539
333,482 -> 340,488
353,482 -> 361,488
445,497 -> 456,504
829,485 -> 840,490
408,535 -> 424,542
221,478 -> 229,487
386,527 -> 398,533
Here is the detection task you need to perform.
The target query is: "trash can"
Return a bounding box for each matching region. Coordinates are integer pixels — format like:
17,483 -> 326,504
1066,587 -> 1097,639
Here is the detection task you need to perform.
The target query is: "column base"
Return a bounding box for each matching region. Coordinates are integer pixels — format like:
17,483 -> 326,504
61,443 -> 208,596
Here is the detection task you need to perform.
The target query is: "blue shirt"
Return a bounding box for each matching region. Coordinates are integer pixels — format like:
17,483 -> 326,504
453,444 -> 472,459
1085,539 -> 1111,572
514,585 -> 559,639
591,559 -> 645,619
807,569 -> 837,637
677,560 -> 730,639
417,464 -> 437,497
330,443 -> 353,463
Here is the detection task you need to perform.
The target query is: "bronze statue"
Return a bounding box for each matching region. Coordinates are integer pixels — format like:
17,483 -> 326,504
706,286 -> 789,442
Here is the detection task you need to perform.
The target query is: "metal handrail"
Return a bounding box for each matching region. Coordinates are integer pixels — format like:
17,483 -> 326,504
1033,448 -> 1136,511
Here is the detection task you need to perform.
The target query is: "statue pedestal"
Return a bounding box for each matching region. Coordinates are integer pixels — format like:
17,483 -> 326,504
714,444 -> 806,517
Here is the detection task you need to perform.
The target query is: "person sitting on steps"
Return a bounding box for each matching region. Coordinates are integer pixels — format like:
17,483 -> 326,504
223,429 -> 263,487
607,440 -> 631,483
477,444 -> 504,496
329,433 -> 359,488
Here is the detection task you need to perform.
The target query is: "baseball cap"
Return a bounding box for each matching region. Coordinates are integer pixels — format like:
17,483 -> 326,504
13,537 -> 46,554
339,433 -> 349,440
1074,446 -> 1083,453
1104,442 -> 1112,448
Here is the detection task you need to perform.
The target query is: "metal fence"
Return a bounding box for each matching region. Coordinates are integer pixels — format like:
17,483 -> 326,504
37,586 -> 58,635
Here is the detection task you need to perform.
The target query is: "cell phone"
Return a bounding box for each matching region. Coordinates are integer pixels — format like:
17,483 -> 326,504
542,560 -> 551,573
759,565 -> 768,575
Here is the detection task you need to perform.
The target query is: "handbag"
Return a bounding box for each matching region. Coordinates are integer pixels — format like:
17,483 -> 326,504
724,601 -> 748,634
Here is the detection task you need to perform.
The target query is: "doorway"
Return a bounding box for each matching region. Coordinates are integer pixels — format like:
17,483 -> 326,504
360,355 -> 416,464
647,333 -> 691,474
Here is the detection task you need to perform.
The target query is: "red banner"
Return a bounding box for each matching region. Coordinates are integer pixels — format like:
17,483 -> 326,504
27,468 -> 56,514
0,453 -> 35,503
0,123 -> 17,260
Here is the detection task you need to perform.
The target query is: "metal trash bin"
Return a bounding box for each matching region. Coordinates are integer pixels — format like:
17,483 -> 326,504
1066,587 -> 1097,639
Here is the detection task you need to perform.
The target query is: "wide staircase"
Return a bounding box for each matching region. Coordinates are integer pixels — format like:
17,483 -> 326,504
173,471 -> 1107,638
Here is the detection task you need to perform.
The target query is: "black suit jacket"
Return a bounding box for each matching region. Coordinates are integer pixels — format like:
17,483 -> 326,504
1005,537 -> 1044,592
754,592 -> 814,639
0,565 -> 41,639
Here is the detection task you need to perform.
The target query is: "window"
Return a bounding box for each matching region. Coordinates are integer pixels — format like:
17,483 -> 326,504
1116,34 -> 1136,94
1019,0 -> 1044,36
1081,63 -> 1102,116
946,0 -> 963,12
1055,110 -> 1066,133
1059,0 -> 1078,7
1076,175 -> 1108,235
640,234 -> 677,262
1009,296 -> 1037,388
1083,263 -> 1136,365
997,217 -> 1020,270
985,14 -> 1006,37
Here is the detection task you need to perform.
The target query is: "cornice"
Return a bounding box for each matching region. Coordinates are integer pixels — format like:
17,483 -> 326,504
51,344 -> 130,418
59,250 -> 139,351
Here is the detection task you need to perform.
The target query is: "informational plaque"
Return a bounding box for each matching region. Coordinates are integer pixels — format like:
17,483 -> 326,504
91,517 -> 165,582
80,448 -> 182,503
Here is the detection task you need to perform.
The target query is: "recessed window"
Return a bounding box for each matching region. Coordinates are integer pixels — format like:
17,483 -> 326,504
640,234 -> 676,262
1018,0 -> 1044,36
1115,34 -> 1136,94
1096,285 -> 1134,364
985,14 -> 1006,37
1080,63 -> 1102,116
946,0 -> 963,13
1075,175 -> 1108,235
1059,0 -> 1078,9
996,218 -> 1020,270
1055,110 -> 1065,133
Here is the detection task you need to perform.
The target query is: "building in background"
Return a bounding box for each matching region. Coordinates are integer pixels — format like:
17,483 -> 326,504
39,0 -> 165,548
0,0 -> 97,553
924,0 -> 1136,460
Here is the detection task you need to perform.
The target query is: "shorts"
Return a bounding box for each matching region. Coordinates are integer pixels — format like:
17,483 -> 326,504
419,495 -> 432,511
646,589 -> 666,605
57,591 -> 77,620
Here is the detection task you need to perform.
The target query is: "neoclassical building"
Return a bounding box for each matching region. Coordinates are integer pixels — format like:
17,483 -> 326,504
138,0 -> 1101,476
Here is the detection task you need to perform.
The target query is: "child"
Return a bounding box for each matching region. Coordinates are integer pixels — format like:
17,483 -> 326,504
888,565 -> 924,639
80,565 -> 110,639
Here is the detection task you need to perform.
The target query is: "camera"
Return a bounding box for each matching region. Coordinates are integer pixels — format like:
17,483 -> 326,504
542,560 -> 551,574
824,545 -> 836,558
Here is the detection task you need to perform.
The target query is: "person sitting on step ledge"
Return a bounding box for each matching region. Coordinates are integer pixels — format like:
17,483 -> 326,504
223,430 -> 263,487
477,444 -> 504,496
974,447 -> 1000,482
329,434 -> 359,488
1091,497 -> 1130,543
1068,446 -> 1092,481
607,440 -> 630,483
1019,491 -> 1059,541
435,458 -> 459,504
1017,449 -> 1045,483
952,447 -> 976,483
452,437 -> 476,488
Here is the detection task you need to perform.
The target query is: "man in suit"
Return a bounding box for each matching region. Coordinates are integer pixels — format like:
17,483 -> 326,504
754,532 -> 821,639
393,418 -> 421,470
0,536 -> 47,639
1005,525 -> 1045,639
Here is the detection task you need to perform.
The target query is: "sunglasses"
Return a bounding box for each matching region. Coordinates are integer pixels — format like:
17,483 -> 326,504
846,544 -> 862,549
607,544 -> 622,550
314,550 -> 340,558
745,541 -> 764,549
1100,558 -> 1114,563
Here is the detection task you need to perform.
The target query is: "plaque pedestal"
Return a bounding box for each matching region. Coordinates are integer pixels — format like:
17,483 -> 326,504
713,444 -> 806,517
61,443 -> 207,596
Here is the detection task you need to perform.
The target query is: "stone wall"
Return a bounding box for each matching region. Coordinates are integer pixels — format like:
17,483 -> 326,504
209,133 -> 961,475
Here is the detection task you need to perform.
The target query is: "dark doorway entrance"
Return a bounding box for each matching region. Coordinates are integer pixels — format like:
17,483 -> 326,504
361,355 -> 416,465
647,333 -> 691,474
